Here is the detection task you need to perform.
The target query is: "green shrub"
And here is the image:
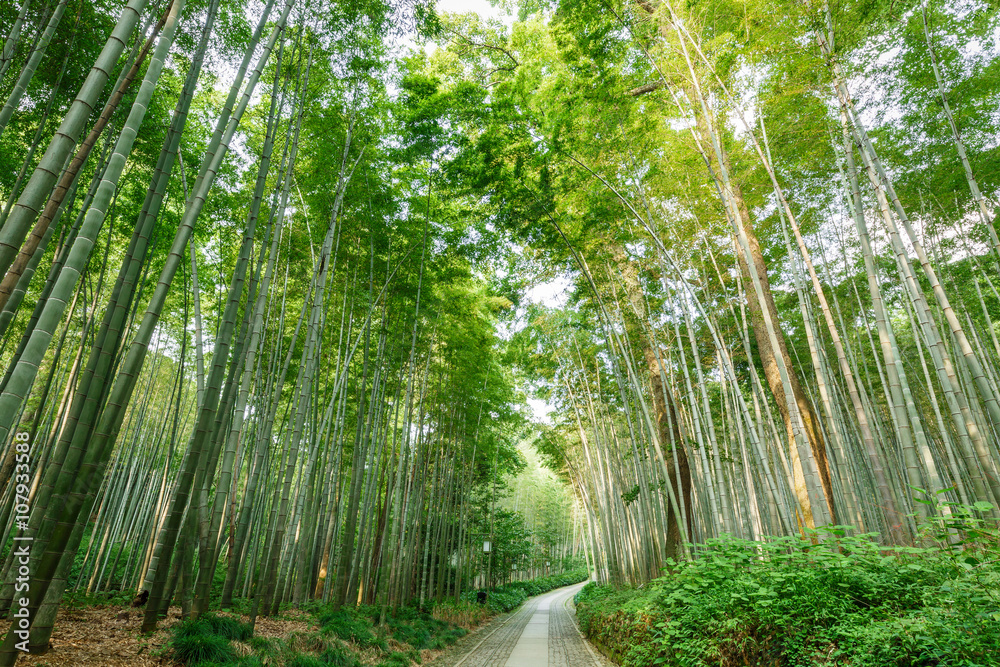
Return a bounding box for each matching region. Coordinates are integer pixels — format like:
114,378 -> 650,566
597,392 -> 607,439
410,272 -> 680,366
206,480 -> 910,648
169,632 -> 237,665
167,597 -> 469,667
475,587 -> 526,613
317,607 -> 380,648
168,613 -> 256,665
61,588 -> 134,609
247,635 -> 276,654
318,643 -> 363,667
576,514 -> 1000,667
461,568 -> 589,613
382,607 -> 465,650
437,626 -> 466,646
376,651 -> 414,667
201,613 -> 253,641
430,600 -> 491,628
388,618 -> 431,649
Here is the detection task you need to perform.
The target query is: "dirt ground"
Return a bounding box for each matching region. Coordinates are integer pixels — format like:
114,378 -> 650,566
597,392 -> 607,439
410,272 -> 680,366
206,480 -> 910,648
13,605 -> 313,666
9,605 -> 481,666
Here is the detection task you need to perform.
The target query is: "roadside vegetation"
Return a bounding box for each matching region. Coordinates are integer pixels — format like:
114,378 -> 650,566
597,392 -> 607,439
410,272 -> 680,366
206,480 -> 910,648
575,505 -> 1000,666
463,568 -> 590,614
165,607 -> 439,667
160,569 -> 589,667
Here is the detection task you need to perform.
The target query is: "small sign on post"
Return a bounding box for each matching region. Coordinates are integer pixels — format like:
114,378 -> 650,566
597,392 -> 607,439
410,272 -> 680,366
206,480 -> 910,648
483,540 -> 491,553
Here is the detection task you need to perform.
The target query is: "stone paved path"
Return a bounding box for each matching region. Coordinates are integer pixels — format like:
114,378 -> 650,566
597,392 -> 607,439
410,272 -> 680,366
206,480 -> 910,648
429,583 -> 615,667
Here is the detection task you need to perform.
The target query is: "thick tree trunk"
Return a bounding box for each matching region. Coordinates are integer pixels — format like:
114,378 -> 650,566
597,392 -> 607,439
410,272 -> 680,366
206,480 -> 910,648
646,352 -> 692,560
613,248 -> 692,560
730,193 -> 836,526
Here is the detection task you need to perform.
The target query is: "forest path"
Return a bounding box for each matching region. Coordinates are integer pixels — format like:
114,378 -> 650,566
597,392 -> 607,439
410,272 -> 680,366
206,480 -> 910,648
430,582 -> 615,667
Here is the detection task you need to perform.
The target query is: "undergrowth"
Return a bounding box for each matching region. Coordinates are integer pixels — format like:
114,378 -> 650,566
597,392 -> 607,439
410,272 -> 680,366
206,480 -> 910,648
317,606 -> 385,649
575,503 -> 1000,666
382,606 -> 467,649
460,568 -> 589,613
157,568 -> 586,666
167,613 -> 253,666
54,561 -> 585,664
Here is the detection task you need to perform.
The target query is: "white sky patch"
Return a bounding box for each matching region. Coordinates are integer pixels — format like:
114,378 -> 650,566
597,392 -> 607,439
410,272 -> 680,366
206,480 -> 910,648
527,397 -> 554,424
418,0 -> 517,57
436,0 -> 508,20
524,275 -> 572,309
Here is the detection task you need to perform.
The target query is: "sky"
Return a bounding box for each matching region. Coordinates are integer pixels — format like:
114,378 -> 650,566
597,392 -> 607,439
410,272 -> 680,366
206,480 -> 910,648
436,0 -> 509,21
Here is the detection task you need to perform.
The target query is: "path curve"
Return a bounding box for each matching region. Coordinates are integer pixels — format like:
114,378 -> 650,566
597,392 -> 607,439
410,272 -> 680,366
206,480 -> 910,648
430,582 -> 615,667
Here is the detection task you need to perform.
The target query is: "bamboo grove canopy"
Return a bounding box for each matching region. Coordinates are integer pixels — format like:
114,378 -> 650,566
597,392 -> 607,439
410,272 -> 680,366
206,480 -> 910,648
0,0 -> 999,660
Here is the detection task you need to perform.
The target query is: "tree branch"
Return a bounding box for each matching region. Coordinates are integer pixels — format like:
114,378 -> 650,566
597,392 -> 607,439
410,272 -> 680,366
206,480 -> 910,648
627,81 -> 664,97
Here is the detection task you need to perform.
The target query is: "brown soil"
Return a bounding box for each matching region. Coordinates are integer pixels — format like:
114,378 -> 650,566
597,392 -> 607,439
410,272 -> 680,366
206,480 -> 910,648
10,603 -> 487,666
13,606 -> 312,667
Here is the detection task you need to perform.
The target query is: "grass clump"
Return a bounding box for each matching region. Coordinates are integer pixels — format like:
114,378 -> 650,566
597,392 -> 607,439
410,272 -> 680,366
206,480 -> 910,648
317,606 -> 382,648
171,613 -> 252,643
576,504 -> 1000,667
318,643 -> 363,667
276,635 -> 362,667
430,600 -> 492,629
304,601 -> 475,666
166,584 -> 479,666
167,613 -> 257,666
247,635 -> 278,654
382,606 -> 466,650
168,619 -> 239,666
376,651 -> 416,667
201,613 -> 253,641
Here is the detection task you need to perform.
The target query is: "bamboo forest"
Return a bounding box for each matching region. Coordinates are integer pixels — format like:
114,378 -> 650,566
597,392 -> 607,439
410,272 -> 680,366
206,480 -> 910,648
1,0 -> 1000,664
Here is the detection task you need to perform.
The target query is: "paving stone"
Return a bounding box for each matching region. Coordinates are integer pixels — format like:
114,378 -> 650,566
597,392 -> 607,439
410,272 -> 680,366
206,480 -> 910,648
430,583 -> 615,667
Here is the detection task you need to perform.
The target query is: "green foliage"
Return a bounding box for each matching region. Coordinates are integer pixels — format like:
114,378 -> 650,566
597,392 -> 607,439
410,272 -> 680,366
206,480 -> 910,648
63,530 -> 138,594
316,606 -> 382,648
308,602 -> 472,663
165,602 -> 465,667
381,606 -> 466,649
247,635 -> 278,655
318,644 -> 364,667
475,586 -> 527,614
463,568 -> 589,613
61,588 -> 134,610
427,599 -> 493,628
576,515 -> 1000,666
164,599 -> 470,667
167,613 -> 255,666
202,614 -> 253,642
376,651 -> 416,667
468,504 -> 533,586
169,630 -> 238,666
504,567 -> 589,597
172,614 -> 252,643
